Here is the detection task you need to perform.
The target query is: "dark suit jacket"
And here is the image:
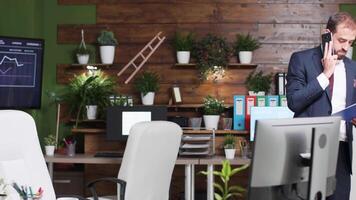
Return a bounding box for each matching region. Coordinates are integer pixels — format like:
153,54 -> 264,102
286,46 -> 356,173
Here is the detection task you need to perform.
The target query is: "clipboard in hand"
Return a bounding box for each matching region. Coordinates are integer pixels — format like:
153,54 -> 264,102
332,103 -> 356,121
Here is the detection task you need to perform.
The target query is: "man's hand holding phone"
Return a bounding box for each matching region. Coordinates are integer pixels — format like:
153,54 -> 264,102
321,32 -> 338,79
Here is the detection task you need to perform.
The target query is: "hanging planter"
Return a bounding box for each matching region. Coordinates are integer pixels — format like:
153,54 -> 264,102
75,29 -> 91,64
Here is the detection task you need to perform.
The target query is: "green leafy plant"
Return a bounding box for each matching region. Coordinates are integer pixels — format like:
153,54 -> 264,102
75,45 -> 92,55
233,33 -> 260,54
64,71 -> 116,127
223,134 -> 236,149
192,34 -> 231,79
97,30 -> 118,46
203,95 -> 225,115
134,71 -> 160,96
172,32 -> 194,51
200,160 -> 249,200
44,134 -> 57,146
245,71 -> 273,93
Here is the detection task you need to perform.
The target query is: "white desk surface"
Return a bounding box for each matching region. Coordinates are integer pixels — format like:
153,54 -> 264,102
44,154 -> 249,165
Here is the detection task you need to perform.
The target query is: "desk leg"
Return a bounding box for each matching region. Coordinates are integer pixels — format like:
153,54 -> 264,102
48,162 -> 53,180
185,164 -> 195,200
207,164 -> 214,200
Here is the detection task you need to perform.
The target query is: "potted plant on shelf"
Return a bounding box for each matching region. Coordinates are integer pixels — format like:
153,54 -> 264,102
75,29 -> 91,64
203,95 -> 225,130
97,30 -> 118,64
200,160 -> 249,200
192,34 -> 230,80
233,33 -> 260,64
172,31 -> 194,64
44,134 -> 57,156
64,70 -> 116,127
223,134 -> 236,159
75,45 -> 91,65
245,71 -> 273,96
134,71 -> 160,105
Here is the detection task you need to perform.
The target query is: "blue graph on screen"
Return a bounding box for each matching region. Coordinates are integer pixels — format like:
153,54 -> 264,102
0,51 -> 36,87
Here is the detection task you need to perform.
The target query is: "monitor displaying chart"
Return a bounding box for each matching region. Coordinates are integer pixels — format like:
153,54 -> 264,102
0,36 -> 44,108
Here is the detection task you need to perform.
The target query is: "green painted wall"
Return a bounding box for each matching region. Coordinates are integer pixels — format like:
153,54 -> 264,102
0,0 -> 96,144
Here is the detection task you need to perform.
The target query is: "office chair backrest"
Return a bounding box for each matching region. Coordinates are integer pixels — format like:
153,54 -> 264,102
118,121 -> 182,200
0,110 -> 56,199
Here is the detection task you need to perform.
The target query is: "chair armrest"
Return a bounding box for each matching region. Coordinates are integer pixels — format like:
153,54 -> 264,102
57,195 -> 89,200
87,177 -> 126,200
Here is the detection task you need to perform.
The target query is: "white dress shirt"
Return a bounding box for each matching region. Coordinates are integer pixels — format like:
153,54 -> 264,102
317,60 -> 347,141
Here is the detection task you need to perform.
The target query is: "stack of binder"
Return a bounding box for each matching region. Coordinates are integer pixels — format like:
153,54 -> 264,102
179,133 -> 214,157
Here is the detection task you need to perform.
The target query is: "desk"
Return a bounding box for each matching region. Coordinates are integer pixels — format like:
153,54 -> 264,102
45,154 -> 249,200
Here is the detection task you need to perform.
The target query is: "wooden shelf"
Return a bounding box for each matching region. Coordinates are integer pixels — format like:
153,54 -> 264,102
71,128 -> 248,135
68,63 -> 115,69
71,128 -> 105,134
183,129 -> 248,135
174,63 -> 257,69
167,104 -> 233,109
69,119 -> 105,123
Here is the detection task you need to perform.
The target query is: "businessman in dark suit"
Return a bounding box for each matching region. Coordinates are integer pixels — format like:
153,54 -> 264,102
286,12 -> 356,200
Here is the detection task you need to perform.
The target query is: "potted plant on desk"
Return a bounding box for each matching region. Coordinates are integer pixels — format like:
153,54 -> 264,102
44,134 -> 57,156
203,95 -> 225,130
134,71 -> 160,105
200,160 -> 249,200
223,134 -> 236,159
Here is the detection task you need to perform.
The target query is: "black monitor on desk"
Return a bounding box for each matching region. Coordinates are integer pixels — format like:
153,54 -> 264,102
106,106 -> 167,141
248,116 -> 341,200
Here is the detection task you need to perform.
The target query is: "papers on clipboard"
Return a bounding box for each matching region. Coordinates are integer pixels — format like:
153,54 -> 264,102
332,103 -> 356,121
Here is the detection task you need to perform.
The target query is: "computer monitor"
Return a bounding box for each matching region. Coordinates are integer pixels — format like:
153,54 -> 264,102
106,106 -> 167,141
250,106 -> 294,141
248,116 -> 341,200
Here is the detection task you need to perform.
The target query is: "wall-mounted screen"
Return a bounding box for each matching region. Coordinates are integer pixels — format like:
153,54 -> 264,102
0,36 -> 44,109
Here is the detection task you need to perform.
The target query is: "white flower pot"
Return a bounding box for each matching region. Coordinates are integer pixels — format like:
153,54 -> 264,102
248,91 -> 265,96
239,51 -> 253,64
224,148 -> 236,159
346,46 -> 353,59
177,51 -> 190,64
77,54 -> 89,64
86,105 -> 98,120
203,115 -> 220,130
141,92 -> 155,105
100,46 -> 115,64
45,145 -> 55,156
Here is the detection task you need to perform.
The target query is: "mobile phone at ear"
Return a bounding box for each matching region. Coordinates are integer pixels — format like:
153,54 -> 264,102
321,32 -> 332,54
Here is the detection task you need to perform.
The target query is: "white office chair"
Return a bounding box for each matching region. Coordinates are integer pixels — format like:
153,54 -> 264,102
0,110 -> 86,200
87,121 -> 183,200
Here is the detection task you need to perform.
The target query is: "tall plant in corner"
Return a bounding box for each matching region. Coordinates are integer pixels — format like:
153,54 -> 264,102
200,160 -> 249,200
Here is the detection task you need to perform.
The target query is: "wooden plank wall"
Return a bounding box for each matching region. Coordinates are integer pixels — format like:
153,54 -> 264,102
56,0 -> 352,199
57,0 -> 350,105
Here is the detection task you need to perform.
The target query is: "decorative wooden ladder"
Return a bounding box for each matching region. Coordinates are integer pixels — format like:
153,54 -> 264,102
117,32 -> 166,84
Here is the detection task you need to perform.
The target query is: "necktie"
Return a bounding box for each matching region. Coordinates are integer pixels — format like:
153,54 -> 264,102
329,74 -> 334,98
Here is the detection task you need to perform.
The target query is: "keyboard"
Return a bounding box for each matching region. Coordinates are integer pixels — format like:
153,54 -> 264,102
94,151 -> 124,158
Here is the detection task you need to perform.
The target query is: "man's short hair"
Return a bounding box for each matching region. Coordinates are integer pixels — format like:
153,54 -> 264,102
326,12 -> 356,33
